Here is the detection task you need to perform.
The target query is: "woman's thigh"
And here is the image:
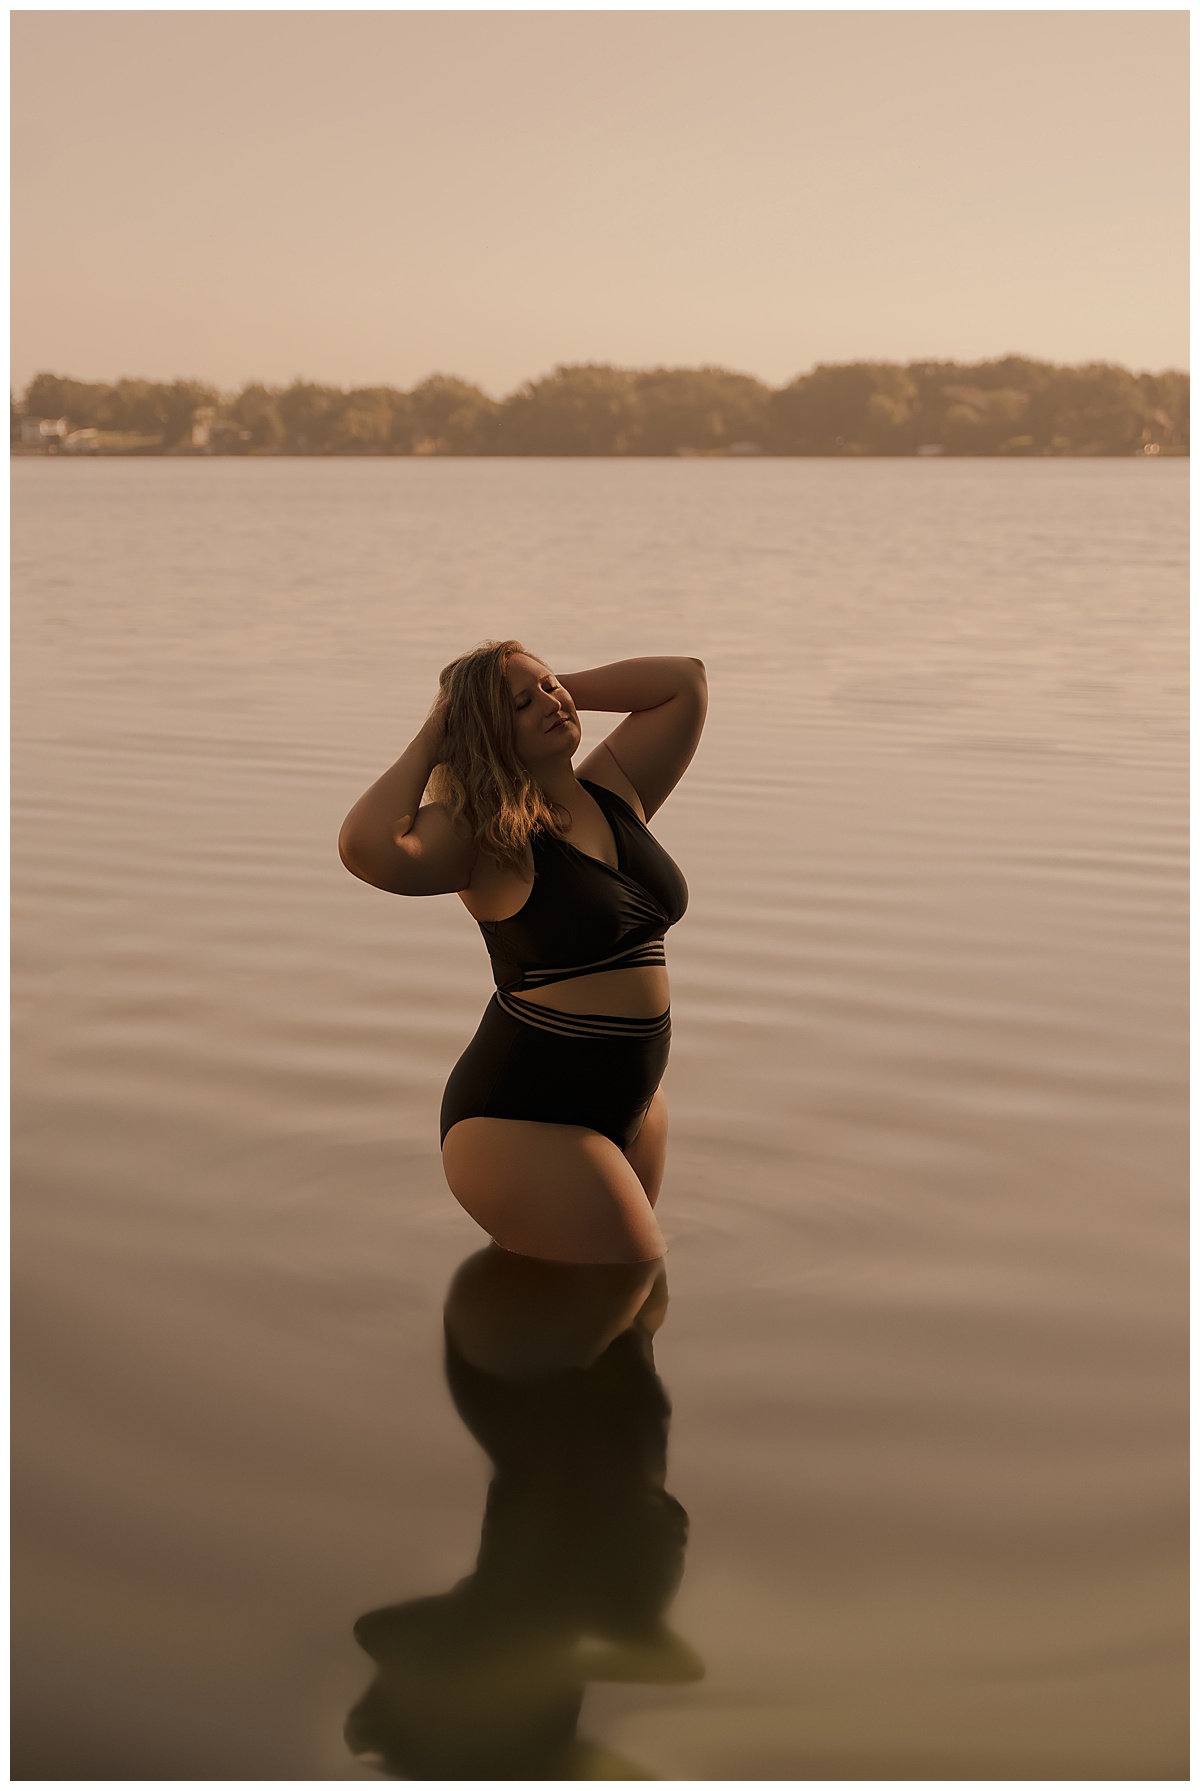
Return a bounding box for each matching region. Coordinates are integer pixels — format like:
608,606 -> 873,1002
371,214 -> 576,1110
442,1116 -> 667,1264
623,1087 -> 668,1207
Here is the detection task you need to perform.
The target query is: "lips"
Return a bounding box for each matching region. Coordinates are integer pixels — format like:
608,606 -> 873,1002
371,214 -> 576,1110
547,715 -> 572,733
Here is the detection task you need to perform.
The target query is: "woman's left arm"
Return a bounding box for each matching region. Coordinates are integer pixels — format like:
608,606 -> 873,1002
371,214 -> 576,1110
560,655 -> 708,821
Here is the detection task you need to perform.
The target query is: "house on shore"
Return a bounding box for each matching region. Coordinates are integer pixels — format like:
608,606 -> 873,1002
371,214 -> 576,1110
191,408 -> 251,453
17,416 -> 69,449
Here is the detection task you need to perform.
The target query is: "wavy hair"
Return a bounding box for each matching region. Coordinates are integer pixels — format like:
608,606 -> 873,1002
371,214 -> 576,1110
425,639 -> 570,872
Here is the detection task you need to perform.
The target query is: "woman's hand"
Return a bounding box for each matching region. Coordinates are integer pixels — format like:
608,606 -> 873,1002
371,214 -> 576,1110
420,694 -> 452,766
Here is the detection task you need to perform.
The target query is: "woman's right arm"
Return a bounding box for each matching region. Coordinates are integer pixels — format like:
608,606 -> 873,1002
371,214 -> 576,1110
338,712 -> 477,897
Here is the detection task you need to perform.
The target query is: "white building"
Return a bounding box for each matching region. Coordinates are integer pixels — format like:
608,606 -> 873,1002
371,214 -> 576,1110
20,416 -> 68,447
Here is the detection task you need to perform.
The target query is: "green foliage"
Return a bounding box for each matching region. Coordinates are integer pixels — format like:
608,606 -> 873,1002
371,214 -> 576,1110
23,372 -> 111,430
771,362 -> 919,454
19,371 -> 217,445
227,383 -> 284,449
629,367 -> 771,454
16,357 -> 1188,456
499,364 -> 641,456
275,381 -> 344,453
496,363 -> 772,455
326,388 -> 397,455
1038,362 -> 1151,456
408,375 -> 498,453
161,380 -> 219,447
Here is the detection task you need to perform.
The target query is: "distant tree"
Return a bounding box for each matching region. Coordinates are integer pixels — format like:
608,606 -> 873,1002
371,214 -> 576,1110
226,383 -> 284,450
158,380 -> 219,448
22,371 -> 70,420
770,363 -> 917,453
934,385 -> 1032,454
276,381 -> 344,453
497,364 -> 640,455
627,366 -> 770,454
971,355 -> 1054,395
97,379 -> 167,435
408,375 -> 498,453
902,360 -> 962,445
22,371 -> 107,427
861,388 -> 917,454
325,387 -> 396,454
384,389 -> 417,453
15,358 -> 1190,457
1040,363 -> 1148,455
940,402 -> 987,454
1135,368 -> 1189,449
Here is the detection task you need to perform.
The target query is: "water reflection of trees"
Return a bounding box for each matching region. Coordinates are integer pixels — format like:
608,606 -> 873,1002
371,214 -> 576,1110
346,1248 -> 703,1780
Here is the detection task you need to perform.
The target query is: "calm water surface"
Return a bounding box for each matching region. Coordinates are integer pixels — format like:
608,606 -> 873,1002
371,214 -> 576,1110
12,459 -> 1187,1777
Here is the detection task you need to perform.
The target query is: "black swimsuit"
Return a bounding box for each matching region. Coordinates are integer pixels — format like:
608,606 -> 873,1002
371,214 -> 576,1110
439,779 -> 687,1150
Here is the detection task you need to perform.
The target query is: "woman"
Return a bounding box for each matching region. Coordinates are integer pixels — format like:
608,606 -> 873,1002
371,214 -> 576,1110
339,643 -> 707,1264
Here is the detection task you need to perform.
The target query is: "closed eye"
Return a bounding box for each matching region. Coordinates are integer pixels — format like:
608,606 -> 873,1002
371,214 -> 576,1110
515,676 -> 559,710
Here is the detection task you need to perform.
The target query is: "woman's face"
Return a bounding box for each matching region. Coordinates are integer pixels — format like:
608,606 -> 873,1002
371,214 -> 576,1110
504,653 -> 579,767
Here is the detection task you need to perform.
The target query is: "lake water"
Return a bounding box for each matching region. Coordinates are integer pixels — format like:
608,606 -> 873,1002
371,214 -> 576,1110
12,457 -> 1188,1778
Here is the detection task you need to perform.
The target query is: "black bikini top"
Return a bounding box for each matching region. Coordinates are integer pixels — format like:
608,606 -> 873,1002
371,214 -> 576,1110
478,778 -> 688,994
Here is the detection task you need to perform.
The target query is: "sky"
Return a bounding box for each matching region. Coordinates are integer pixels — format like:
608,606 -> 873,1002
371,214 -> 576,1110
10,9 -> 1189,399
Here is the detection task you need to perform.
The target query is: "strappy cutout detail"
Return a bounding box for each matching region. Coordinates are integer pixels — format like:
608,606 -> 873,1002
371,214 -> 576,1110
519,937 -> 666,990
496,990 -> 671,1040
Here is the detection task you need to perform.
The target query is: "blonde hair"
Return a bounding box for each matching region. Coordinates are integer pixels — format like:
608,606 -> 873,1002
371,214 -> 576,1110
425,639 -> 570,872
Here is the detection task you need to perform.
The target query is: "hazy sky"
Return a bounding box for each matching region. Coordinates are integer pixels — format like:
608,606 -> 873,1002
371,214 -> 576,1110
11,10 -> 1189,397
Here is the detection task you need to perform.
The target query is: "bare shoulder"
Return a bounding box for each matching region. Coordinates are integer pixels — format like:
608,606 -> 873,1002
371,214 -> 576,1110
575,740 -> 649,822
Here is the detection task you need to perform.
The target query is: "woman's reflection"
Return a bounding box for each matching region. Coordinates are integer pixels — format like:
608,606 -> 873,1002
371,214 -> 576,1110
346,1246 -> 703,1778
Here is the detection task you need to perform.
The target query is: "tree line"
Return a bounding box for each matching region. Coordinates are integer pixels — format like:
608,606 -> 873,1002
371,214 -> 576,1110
15,356 -> 1188,456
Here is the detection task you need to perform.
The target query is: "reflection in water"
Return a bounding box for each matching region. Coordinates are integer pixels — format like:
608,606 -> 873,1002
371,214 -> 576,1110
347,1247 -> 703,1779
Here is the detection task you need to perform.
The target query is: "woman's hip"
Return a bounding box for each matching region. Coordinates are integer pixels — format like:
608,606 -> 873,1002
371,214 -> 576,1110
440,992 -> 671,1151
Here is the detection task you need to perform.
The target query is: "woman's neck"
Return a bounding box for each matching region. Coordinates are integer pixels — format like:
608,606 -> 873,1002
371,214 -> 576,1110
533,764 -> 584,809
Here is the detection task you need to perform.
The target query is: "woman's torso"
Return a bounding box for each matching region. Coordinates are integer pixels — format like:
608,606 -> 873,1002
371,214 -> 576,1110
456,774 -> 683,1018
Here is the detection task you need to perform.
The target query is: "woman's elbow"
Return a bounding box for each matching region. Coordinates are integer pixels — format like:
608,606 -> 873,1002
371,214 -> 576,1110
338,819 -> 385,885
338,825 -> 368,881
338,822 -> 422,895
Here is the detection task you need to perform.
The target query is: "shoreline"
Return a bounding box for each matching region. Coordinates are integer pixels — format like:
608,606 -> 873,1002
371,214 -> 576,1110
10,444 -> 1188,460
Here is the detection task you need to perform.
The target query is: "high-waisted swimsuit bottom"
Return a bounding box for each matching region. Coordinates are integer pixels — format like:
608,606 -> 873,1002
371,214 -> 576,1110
440,991 -> 671,1152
